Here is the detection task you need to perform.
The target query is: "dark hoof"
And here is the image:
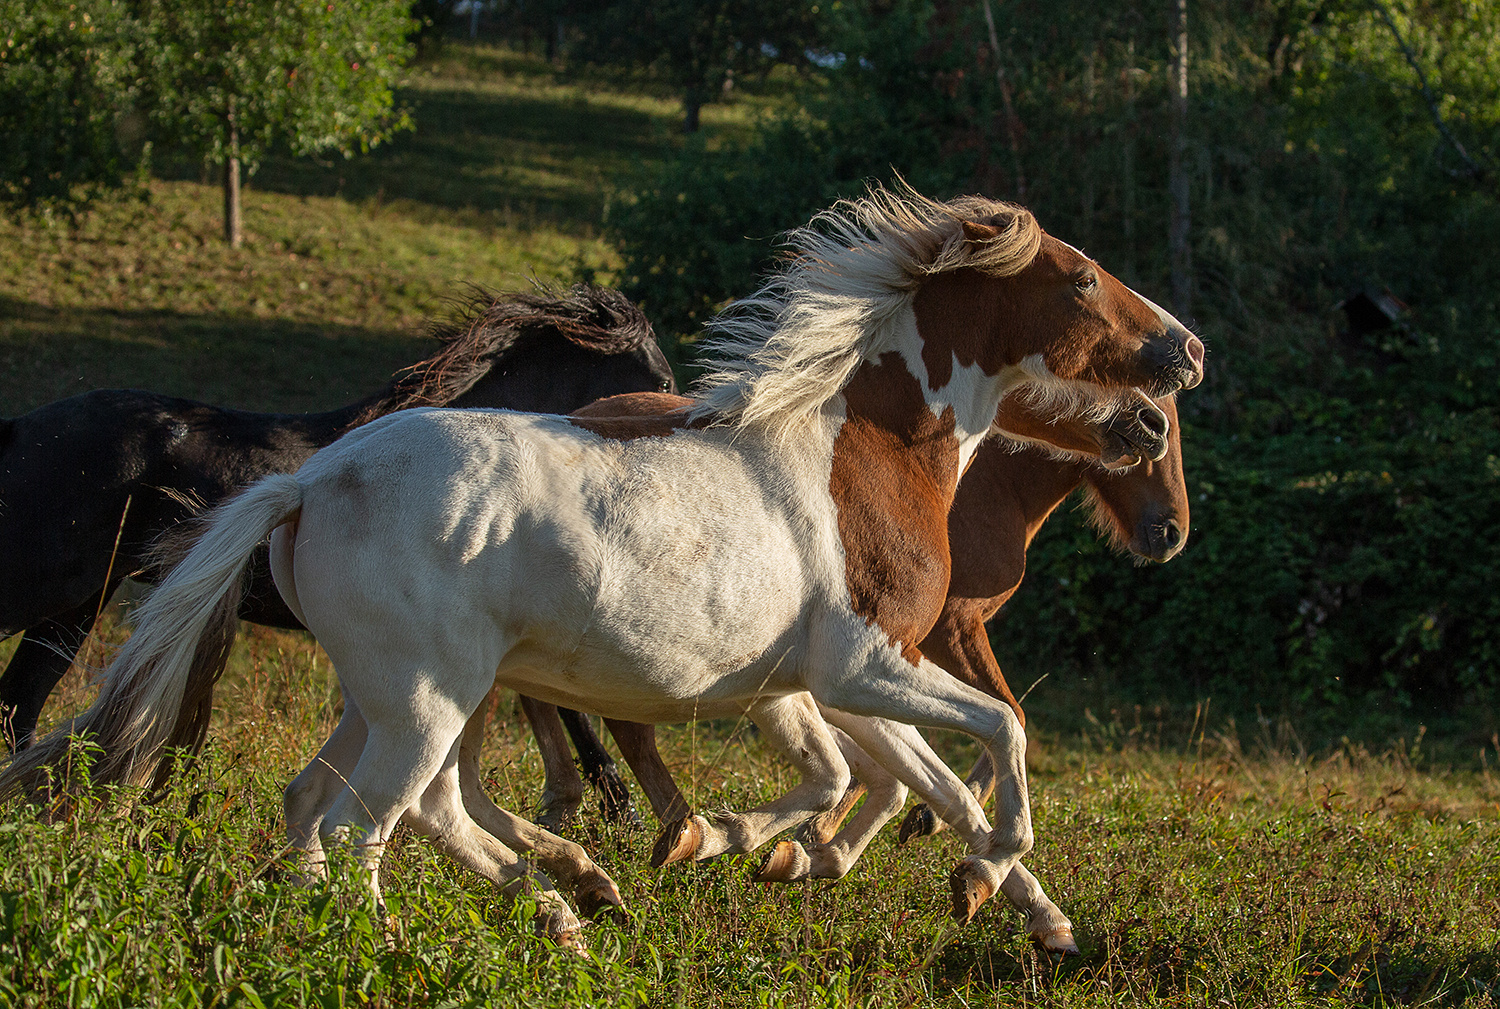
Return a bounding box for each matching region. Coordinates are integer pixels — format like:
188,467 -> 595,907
898,804 -> 937,845
574,870 -> 624,919
650,815 -> 704,867
948,858 -> 998,923
1034,925 -> 1080,957
751,839 -> 811,883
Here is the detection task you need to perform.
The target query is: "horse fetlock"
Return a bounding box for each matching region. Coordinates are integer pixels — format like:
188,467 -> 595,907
594,768 -> 642,827
533,901 -> 589,957
650,814 -> 708,867
751,839 -> 812,883
573,869 -> 625,919
805,843 -> 853,880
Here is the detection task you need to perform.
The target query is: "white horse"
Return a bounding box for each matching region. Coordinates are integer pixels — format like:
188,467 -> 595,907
4,185 -> 1203,950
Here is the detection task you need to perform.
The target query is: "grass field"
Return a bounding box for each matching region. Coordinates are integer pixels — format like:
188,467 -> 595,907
2,38 -> 1498,1009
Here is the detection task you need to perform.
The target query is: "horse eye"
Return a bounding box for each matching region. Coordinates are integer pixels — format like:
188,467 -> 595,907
658,379 -> 672,392
1075,273 -> 1098,293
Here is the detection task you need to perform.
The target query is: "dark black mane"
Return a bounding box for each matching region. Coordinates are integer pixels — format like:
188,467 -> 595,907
367,283 -> 658,420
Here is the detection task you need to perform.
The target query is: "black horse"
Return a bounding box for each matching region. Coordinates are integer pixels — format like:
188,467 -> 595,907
0,284 -> 676,750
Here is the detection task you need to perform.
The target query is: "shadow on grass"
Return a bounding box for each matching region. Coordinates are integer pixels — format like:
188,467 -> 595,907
0,296 -> 423,415
156,73 -> 678,233
926,925 -> 1500,1006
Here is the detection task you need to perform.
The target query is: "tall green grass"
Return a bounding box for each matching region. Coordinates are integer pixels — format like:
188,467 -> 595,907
2,621 -> 1497,1007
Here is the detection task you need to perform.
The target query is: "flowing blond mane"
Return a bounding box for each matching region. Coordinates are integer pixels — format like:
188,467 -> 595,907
688,182 -> 1042,440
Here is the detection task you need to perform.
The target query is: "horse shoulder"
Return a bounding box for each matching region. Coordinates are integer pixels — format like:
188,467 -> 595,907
829,355 -> 960,664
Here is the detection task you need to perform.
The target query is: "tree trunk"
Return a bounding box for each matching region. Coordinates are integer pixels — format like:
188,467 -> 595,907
223,103 -> 242,249
1122,40 -> 1137,283
1168,0 -> 1192,318
683,89 -> 702,133
982,0 -> 1026,203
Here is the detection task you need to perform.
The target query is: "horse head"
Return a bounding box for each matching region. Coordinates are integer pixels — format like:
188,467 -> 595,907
1081,394 -> 1191,564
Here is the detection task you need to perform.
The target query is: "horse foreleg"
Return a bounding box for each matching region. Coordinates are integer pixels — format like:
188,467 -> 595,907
0,598 -> 105,751
557,707 -> 640,825
457,696 -> 623,918
517,694 -> 585,829
900,612 -> 1021,843
602,718 -> 690,824
651,692 -> 849,867
755,721 -> 906,883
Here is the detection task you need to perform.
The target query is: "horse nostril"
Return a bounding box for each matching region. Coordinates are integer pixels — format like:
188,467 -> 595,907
1139,406 -> 1168,437
1186,334 -> 1205,371
1162,520 -> 1183,551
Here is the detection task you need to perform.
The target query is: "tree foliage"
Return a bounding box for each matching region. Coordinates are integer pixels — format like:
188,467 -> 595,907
0,0 -> 415,234
575,0 -> 825,131
0,0 -> 146,212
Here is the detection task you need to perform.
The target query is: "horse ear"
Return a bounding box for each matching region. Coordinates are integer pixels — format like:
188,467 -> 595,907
962,220 -> 1002,245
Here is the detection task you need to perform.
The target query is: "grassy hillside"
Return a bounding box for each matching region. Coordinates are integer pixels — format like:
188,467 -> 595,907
0,42 -> 758,415
2,621 -> 1497,1007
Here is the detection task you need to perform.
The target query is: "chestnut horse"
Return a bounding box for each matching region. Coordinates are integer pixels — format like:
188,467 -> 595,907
3,187 -> 1203,951
0,285 -> 675,750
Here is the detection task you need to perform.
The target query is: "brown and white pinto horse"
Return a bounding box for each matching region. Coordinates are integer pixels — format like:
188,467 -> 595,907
2,187 -> 1203,950
510,388 -> 1187,953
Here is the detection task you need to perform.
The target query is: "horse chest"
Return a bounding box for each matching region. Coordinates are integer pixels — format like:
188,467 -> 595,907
829,360 -> 961,665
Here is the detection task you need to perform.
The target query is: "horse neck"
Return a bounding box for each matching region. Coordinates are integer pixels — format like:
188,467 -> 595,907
838,352 -> 972,507
946,442 -> 1089,613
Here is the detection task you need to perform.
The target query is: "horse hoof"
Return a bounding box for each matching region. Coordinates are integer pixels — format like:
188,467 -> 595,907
574,870 -> 624,919
948,858 -> 999,923
650,815 -> 705,867
898,804 -> 937,845
534,806 -> 578,833
752,840 -> 811,883
533,903 -> 585,952
1034,925 -> 1080,957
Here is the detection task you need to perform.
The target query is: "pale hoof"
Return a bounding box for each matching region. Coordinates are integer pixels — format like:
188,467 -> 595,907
948,858 -> 999,923
898,803 -> 937,845
650,815 -> 705,867
752,839 -> 811,883
533,903 -> 587,957
574,870 -> 624,920
1033,925 -> 1080,957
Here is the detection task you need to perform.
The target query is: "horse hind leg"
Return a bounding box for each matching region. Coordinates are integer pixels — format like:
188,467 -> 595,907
757,721 -> 907,883
518,695 -> 586,829
283,704 -> 369,882
651,692 -> 850,867
0,596 -> 108,751
459,693 -> 623,919
405,760 -> 586,953
558,707 -> 640,826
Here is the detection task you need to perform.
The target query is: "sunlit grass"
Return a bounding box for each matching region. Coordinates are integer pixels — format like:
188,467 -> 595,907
11,613 -> 1499,1007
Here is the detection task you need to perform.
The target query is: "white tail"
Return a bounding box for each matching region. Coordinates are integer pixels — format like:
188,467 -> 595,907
0,475 -> 305,799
